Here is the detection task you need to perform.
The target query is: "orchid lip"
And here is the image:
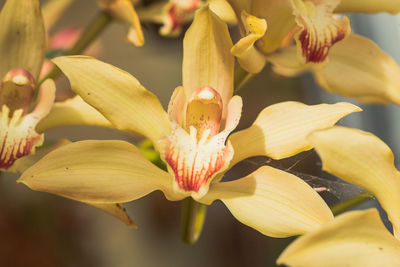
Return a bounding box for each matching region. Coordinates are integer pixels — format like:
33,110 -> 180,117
160,86 -> 242,199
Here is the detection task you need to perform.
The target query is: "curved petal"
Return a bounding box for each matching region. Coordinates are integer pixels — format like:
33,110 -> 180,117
36,95 -> 112,133
98,0 -> 144,46
183,6 -> 234,118
308,126 -> 400,238
52,56 -> 171,145
199,166 -> 333,237
291,0 -> 351,64
168,86 -> 186,125
231,11 -> 267,74
18,140 -> 183,203
0,0 -> 46,81
336,0 -> 400,14
251,0 -> 296,55
88,202 -> 137,228
228,101 -> 360,166
277,209 -> 400,267
10,139 -> 71,173
268,34 -> 400,105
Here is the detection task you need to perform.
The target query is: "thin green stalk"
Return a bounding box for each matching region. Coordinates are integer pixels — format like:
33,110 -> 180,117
331,191 -> 374,216
38,10 -> 112,87
234,64 -> 254,92
181,197 -> 207,244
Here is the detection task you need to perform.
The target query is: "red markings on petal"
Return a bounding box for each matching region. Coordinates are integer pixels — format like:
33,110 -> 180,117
292,0 -> 350,63
0,106 -> 43,170
161,123 -> 234,198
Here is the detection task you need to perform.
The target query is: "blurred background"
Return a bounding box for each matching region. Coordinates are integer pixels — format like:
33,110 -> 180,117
1,0 -> 399,266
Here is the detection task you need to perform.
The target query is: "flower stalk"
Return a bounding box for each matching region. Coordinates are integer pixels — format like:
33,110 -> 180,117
181,197 -> 208,244
39,10 -> 112,86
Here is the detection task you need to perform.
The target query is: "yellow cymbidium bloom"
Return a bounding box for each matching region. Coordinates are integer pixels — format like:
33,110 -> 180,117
277,126 -> 400,266
19,6 -> 360,236
0,0 -> 56,172
228,0 -> 400,105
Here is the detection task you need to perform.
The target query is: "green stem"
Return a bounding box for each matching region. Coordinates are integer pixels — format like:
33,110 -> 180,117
38,10 -> 112,86
331,191 -> 374,216
181,197 -> 207,244
234,64 -> 254,92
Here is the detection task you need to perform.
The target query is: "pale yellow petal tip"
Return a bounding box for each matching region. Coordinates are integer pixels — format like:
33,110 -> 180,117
277,209 -> 400,267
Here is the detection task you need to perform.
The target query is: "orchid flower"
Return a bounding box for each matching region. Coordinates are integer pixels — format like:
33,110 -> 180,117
0,0 -> 131,227
137,0 -> 236,36
0,0 -> 56,172
19,6 -> 361,236
277,126 -> 400,266
228,0 -> 400,105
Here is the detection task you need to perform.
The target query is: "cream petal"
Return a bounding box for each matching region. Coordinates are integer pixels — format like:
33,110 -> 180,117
36,95 -> 112,133
98,0 -> 144,46
336,0 -> 400,14
10,139 -> 71,173
200,166 -> 333,237
0,0 -> 46,81
167,86 -> 186,125
231,11 -> 267,74
309,126 -> 400,238
228,101 -> 360,166
277,209 -> 400,267
291,0 -> 351,64
18,140 -> 182,203
52,56 -> 171,145
182,6 -> 234,118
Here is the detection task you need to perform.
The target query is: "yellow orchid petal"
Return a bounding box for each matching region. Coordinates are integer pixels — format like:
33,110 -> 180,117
36,95 -> 112,133
309,126 -> 400,238
208,0 -> 236,24
182,6 -> 234,117
231,11 -> 267,74
314,34 -> 400,104
89,203 -> 137,228
0,79 -> 55,171
9,139 -> 71,173
18,140 -> 182,203
229,101 -> 360,166
268,34 -> 400,105
98,0 -> 144,46
251,0 -> 296,54
52,56 -> 171,145
0,0 -> 46,80
291,0 -> 351,64
200,166 -> 333,237
277,209 -> 400,267
42,0 -> 76,32
167,86 -> 186,125
336,0 -> 400,14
